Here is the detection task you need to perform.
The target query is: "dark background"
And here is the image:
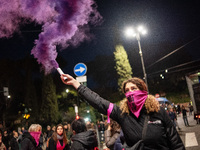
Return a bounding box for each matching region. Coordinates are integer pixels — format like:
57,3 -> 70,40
0,0 -> 200,125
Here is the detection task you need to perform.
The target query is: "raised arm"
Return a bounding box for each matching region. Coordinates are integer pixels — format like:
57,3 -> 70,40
60,74 -> 121,119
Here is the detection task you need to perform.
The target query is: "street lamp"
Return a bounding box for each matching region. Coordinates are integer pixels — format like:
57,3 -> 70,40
125,25 -> 148,91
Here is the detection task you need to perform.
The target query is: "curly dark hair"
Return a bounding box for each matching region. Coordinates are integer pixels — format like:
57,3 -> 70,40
120,77 -> 160,115
121,77 -> 147,93
109,119 -> 121,136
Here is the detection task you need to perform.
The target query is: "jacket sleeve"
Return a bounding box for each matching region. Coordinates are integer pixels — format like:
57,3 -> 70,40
161,108 -> 185,150
105,130 -> 120,149
77,85 -> 122,123
77,85 -> 112,115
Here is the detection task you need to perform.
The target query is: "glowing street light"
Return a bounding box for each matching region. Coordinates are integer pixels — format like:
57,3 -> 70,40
66,89 -> 69,93
125,25 -> 148,91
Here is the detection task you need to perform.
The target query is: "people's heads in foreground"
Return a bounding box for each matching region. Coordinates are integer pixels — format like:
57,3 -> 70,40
51,125 -> 56,131
47,125 -> 51,131
12,131 -> 18,138
71,118 -> 87,134
51,124 -> 68,145
28,124 -> 42,132
55,124 -> 65,136
63,122 -> 68,131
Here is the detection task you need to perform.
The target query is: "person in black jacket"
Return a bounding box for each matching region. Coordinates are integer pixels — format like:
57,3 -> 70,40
182,106 -> 189,126
71,118 -> 98,150
2,129 -> 10,149
61,74 -> 185,150
168,107 -> 176,127
10,131 -> 19,150
21,124 -> 42,150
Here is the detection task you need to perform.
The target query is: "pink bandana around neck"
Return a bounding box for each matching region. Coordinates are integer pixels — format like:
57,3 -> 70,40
57,140 -> 65,150
125,90 -> 148,118
29,131 -> 41,146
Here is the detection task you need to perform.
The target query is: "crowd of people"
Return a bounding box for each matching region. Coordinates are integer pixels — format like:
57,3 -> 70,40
163,102 -> 193,129
0,119 -> 100,150
1,74 -> 193,150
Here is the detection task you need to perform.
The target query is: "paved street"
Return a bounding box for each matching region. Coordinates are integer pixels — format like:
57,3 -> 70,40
177,112 -> 200,150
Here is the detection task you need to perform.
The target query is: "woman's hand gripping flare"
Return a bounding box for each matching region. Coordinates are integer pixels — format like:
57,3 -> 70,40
60,74 -> 81,90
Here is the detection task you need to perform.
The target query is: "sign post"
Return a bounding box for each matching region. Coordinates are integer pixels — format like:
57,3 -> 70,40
74,63 -> 87,77
74,63 -> 88,105
74,63 -> 87,85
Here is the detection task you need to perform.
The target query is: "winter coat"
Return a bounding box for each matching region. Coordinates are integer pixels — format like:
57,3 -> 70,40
21,132 -> 42,150
105,128 -> 122,150
48,137 -> 69,150
182,109 -> 187,117
71,130 -> 98,150
168,111 -> 176,121
2,134 -> 10,149
77,85 -> 185,150
10,137 -> 19,150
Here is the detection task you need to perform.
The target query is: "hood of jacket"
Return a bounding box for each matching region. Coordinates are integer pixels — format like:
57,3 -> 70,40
22,132 -> 37,147
71,130 -> 98,148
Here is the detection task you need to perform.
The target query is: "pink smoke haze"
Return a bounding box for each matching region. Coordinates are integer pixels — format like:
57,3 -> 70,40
0,0 -> 102,74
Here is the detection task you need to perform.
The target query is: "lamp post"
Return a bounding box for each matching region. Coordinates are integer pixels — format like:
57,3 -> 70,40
125,26 -> 149,91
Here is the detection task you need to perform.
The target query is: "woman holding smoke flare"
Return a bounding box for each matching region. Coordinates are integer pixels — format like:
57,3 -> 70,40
61,74 -> 185,150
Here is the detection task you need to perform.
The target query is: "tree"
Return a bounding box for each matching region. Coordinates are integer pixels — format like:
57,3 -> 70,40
40,74 -> 59,124
24,57 -> 38,122
114,44 -> 133,93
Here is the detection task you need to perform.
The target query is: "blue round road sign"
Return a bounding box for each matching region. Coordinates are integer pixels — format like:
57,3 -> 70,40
74,63 -> 87,76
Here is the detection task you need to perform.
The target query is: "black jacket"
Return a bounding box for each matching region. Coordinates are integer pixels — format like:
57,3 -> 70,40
71,130 -> 98,150
21,132 -> 42,150
10,137 -> 19,150
48,137 -> 69,150
77,85 -> 185,150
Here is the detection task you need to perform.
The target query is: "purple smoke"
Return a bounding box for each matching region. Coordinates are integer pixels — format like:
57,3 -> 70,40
51,60 -> 59,69
0,0 -> 102,74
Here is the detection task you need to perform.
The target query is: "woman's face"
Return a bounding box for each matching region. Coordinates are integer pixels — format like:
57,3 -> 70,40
57,126 -> 63,135
36,127 -> 42,132
124,82 -> 139,94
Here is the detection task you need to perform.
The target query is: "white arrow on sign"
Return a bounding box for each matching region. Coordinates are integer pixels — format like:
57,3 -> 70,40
75,67 -> 85,73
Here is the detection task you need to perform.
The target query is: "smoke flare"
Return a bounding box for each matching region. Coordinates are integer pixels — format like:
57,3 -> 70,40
0,0 -> 102,74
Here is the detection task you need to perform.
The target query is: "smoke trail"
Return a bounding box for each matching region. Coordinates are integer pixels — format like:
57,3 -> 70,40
0,0 -> 102,74
0,0 -> 21,38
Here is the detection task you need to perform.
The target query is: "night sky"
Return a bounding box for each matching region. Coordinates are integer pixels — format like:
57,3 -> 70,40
0,0 -> 200,87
